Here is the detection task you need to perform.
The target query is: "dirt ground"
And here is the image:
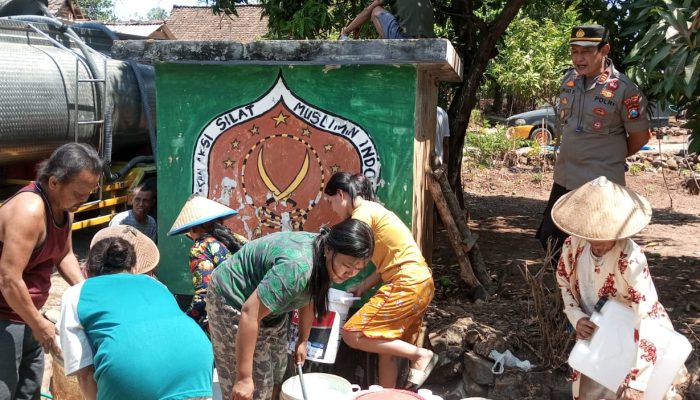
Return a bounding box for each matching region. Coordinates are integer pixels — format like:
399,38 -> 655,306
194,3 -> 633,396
426,156 -> 699,397
40,139 -> 699,398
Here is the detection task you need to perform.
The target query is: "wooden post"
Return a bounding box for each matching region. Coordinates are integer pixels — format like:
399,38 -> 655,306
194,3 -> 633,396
432,166 -> 477,251
427,171 -> 487,300
412,68 -> 438,260
432,167 -> 493,292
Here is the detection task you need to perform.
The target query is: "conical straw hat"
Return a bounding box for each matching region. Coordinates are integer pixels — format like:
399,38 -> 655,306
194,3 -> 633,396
90,225 -> 160,274
168,194 -> 238,236
551,176 -> 652,241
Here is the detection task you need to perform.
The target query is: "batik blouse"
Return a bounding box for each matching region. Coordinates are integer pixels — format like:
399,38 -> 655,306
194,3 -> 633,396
556,236 -> 676,395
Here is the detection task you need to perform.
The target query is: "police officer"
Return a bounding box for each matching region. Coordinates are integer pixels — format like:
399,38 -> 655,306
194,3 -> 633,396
536,24 -> 651,260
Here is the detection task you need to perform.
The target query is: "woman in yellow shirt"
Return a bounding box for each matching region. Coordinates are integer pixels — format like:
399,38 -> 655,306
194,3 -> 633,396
324,172 -> 438,389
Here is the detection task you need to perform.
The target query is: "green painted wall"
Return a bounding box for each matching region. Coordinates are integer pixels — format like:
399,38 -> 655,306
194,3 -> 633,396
155,64 -> 417,294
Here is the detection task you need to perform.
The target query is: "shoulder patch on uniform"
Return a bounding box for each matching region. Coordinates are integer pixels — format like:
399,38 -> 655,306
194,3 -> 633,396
593,107 -> 608,116
624,94 -> 641,107
566,79 -> 575,87
627,107 -> 640,119
607,80 -> 620,90
593,121 -> 604,130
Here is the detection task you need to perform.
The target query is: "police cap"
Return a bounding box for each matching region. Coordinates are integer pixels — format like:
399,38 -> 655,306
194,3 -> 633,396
570,24 -> 609,47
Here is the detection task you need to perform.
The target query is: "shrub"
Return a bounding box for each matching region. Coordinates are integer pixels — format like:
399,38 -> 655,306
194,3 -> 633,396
464,125 -> 529,167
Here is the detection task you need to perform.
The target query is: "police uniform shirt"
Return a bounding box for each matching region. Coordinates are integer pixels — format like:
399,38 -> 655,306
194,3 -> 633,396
554,60 -> 650,189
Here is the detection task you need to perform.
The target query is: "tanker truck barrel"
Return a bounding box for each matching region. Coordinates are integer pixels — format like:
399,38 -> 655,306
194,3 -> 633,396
0,18 -> 155,165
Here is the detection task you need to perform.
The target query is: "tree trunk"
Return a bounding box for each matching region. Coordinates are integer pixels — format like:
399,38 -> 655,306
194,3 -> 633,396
505,93 -> 514,116
446,0 -> 529,206
492,81 -> 503,115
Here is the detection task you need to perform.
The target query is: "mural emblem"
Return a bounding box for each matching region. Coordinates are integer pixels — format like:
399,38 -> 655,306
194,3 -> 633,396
192,74 -> 381,238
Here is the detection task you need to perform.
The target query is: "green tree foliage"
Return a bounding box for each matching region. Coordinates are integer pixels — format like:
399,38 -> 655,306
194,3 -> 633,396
261,0 -> 334,39
577,0 -> 699,151
76,0 -> 115,21
208,0 -> 528,197
146,7 -> 169,21
487,6 -> 578,109
574,0 -> 646,67
207,0 -> 373,39
623,0 -> 699,152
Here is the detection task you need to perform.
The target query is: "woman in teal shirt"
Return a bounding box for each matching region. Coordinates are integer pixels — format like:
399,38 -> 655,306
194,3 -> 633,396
207,218 -> 374,400
59,226 -> 213,400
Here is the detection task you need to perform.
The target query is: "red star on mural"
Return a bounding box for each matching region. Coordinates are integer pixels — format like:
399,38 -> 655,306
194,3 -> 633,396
272,112 -> 288,127
249,125 -> 260,135
223,158 -> 235,169
230,139 -> 240,150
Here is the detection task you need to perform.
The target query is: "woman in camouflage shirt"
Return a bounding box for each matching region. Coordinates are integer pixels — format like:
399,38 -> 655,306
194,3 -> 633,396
207,218 -> 374,400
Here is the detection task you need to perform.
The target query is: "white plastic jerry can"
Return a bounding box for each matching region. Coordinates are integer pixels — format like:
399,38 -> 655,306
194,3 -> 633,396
641,319 -> 691,400
567,298 -> 691,400
568,299 -> 638,392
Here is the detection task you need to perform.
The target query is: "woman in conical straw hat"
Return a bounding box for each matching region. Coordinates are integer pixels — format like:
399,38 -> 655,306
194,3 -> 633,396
553,176 -> 685,400
58,226 -> 214,400
169,194 -> 247,335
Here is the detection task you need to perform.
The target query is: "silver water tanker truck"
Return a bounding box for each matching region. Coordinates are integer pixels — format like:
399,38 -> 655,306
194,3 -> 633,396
0,0 -> 156,227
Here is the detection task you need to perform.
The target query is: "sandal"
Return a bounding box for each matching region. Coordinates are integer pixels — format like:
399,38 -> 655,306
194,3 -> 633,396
405,352 -> 439,389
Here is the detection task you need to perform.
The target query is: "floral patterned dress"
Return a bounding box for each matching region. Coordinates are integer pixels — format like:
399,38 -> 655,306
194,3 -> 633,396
556,236 -> 683,399
187,234 -> 232,334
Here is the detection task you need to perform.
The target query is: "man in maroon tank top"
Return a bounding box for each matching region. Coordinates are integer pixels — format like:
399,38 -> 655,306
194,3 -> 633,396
0,143 -> 102,400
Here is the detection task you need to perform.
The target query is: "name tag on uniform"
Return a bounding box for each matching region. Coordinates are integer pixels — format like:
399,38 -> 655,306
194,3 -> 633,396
593,107 -> 608,116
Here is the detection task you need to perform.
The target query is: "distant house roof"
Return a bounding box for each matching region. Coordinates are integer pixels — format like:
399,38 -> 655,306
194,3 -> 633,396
48,0 -> 86,21
166,5 -> 268,42
104,21 -> 175,40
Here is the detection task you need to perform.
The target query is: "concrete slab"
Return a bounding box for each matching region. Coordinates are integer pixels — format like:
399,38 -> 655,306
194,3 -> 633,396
111,39 -> 463,82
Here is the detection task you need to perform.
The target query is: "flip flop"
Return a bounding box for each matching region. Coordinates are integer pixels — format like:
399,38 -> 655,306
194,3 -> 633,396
405,352 -> 439,389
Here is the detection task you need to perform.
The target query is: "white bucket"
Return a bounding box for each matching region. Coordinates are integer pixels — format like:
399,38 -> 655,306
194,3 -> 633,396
287,289 -> 359,364
212,368 -> 222,400
280,373 -> 360,400
328,288 -> 359,326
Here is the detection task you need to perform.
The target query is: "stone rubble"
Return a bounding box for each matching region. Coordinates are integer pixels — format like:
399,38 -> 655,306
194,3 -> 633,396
422,317 -> 571,400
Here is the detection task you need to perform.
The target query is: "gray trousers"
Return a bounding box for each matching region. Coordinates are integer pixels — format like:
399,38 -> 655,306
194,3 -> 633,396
0,319 -> 44,400
207,290 -> 288,400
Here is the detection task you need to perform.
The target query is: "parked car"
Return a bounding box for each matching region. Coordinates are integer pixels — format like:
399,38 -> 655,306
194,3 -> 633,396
505,106 -> 556,145
506,102 -> 672,146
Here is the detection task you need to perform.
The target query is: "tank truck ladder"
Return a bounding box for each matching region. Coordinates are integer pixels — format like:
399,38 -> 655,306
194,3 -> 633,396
71,57 -> 146,231
74,56 -> 108,145
69,40 -> 114,230
23,24 -> 121,230
23,24 -> 108,147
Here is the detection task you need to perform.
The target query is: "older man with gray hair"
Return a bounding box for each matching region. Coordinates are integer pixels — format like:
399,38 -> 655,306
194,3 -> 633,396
0,143 -> 102,399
